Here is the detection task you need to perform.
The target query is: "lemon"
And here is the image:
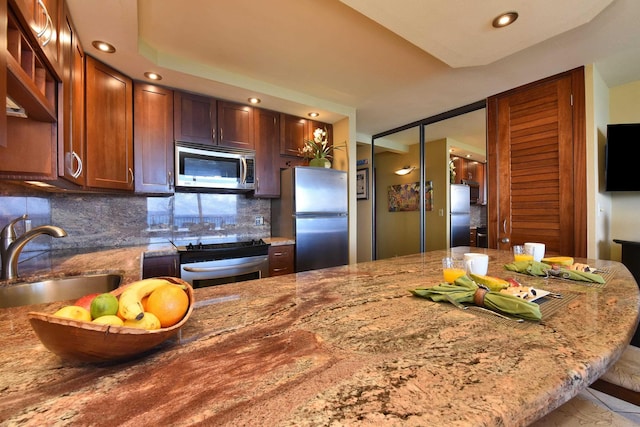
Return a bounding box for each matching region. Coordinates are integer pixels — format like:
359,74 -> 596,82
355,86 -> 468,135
53,305 -> 92,322
90,293 -> 119,319
92,315 -> 124,326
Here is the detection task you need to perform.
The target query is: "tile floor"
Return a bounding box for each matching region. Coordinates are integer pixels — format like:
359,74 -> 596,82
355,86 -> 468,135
582,387 -> 640,425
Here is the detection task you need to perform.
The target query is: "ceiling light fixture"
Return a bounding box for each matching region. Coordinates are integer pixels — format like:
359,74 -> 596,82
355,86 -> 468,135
91,40 -> 116,53
248,97 -> 261,104
308,112 -> 319,118
394,166 -> 415,176
144,72 -> 162,81
492,12 -> 518,28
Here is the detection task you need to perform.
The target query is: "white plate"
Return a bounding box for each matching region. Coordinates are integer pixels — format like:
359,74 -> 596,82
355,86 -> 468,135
500,287 -> 550,302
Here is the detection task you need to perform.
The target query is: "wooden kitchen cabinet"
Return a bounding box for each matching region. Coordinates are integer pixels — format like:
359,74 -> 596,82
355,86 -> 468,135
217,100 -> 254,149
142,254 -> 179,279
470,228 -> 477,247
58,3 -> 84,185
269,244 -> 294,276
1,0 -> 8,148
10,0 -> 59,72
1,5 -> 58,180
134,82 -> 174,194
174,93 -> 255,149
279,113 -> 307,157
279,113 -> 333,159
85,55 -> 133,191
174,91 -> 216,145
253,108 -> 281,197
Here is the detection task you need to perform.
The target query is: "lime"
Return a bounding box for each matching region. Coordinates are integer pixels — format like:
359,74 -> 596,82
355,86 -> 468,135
90,293 -> 119,319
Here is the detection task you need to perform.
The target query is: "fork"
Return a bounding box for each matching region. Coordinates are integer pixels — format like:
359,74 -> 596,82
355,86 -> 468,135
467,305 -> 525,323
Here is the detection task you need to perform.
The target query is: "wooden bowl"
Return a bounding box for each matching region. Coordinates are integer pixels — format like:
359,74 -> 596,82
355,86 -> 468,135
28,277 -> 194,363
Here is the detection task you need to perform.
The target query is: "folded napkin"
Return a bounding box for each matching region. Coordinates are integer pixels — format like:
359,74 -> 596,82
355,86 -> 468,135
503,260 -> 605,284
410,275 -> 542,321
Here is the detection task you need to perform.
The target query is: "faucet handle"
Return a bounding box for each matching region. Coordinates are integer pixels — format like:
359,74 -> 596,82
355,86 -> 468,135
1,214 -> 29,240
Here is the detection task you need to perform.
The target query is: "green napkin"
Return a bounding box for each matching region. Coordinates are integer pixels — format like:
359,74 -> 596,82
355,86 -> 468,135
503,260 -> 605,284
410,275 -> 542,321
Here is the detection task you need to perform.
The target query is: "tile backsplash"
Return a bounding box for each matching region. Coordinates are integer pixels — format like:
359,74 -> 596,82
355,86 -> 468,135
0,182 -> 271,252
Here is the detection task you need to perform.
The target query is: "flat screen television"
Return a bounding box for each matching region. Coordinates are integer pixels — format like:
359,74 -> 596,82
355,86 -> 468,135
605,123 -> 640,191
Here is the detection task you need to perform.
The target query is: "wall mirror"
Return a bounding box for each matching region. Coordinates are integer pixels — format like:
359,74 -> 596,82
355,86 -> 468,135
372,103 -> 486,260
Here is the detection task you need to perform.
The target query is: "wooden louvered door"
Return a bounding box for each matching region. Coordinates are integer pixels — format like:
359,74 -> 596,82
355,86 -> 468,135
487,68 -> 586,257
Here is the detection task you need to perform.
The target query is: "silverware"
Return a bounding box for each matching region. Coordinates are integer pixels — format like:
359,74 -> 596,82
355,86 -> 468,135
445,294 -> 467,310
468,305 -> 524,323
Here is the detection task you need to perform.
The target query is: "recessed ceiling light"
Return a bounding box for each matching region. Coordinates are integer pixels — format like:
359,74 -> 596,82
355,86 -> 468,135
248,97 -> 261,104
91,40 -> 116,53
144,72 -> 162,81
308,112 -> 319,118
466,154 -> 472,158
492,12 -> 518,28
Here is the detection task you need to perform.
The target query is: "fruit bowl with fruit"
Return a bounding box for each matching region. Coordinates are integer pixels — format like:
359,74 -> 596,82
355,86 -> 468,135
27,277 -> 194,363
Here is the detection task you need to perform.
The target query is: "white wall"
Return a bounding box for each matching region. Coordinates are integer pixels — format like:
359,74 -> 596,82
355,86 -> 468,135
585,65 -> 613,260
608,80 -> 640,260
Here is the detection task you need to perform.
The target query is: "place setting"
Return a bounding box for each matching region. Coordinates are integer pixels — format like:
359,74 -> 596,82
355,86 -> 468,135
505,243 -> 611,288
410,248 -> 582,329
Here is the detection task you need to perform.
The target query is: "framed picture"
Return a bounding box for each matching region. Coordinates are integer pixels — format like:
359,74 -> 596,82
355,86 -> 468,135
356,168 -> 369,200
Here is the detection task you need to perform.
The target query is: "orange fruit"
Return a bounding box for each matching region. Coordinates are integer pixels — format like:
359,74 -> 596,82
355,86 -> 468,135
145,284 -> 189,328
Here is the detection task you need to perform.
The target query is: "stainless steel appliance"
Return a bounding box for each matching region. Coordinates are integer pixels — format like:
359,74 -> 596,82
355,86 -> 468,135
175,142 -> 256,192
450,184 -> 471,247
272,167 -> 348,272
176,239 -> 269,288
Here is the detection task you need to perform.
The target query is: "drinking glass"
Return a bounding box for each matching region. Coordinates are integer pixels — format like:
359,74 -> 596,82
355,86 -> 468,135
442,257 -> 466,283
513,245 -> 534,262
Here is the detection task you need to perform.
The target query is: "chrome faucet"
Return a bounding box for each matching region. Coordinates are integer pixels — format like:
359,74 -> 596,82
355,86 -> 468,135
1,214 -> 67,280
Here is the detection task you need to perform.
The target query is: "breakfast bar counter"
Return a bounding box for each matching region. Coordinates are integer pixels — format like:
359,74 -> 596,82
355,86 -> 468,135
0,248 -> 638,426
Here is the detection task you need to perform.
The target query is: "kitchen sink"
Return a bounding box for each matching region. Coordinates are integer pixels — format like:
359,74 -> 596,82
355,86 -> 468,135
0,274 -> 122,308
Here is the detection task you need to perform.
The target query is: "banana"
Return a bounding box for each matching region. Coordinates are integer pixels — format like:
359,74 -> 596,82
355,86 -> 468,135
117,278 -> 171,321
123,312 -> 161,330
468,273 -> 510,291
541,256 -> 574,266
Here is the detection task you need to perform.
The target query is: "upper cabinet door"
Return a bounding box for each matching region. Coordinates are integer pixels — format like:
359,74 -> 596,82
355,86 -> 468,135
12,0 -> 60,72
217,101 -> 254,149
85,56 -> 133,191
58,5 -> 85,185
174,91 -> 216,145
253,108 -> 280,197
1,0 -> 7,148
134,82 -> 174,194
280,113 -> 307,157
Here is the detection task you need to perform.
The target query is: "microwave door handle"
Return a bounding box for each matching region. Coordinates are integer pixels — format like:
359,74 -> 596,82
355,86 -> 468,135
182,258 -> 267,273
240,157 -> 247,184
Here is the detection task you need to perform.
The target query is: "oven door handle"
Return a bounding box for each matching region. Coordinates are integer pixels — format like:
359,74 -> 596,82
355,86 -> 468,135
182,258 -> 268,273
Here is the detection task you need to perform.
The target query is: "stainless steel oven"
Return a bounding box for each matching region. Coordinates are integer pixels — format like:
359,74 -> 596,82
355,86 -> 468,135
176,239 -> 269,288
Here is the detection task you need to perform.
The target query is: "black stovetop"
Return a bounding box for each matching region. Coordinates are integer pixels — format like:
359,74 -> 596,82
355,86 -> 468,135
176,238 -> 270,263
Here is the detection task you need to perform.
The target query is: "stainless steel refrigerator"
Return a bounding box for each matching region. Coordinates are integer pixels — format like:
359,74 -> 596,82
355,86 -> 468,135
272,167 -> 348,272
450,184 -> 471,247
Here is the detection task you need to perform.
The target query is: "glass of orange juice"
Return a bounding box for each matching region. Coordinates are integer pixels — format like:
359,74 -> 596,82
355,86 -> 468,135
513,245 -> 534,262
442,257 -> 466,283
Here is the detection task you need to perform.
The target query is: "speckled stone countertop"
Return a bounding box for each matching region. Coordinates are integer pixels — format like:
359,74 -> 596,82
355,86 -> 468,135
0,248 -> 638,426
0,237 -> 294,287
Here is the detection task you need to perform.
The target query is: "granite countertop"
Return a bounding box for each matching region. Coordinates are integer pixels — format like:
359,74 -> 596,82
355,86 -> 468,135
0,237 -> 294,287
0,248 -> 638,426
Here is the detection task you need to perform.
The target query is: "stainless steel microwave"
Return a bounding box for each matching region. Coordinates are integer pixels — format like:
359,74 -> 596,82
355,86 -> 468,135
175,142 -> 256,192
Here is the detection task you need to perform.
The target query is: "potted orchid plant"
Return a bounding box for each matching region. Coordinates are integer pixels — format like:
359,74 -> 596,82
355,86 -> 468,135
301,127 -> 334,168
